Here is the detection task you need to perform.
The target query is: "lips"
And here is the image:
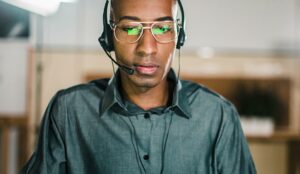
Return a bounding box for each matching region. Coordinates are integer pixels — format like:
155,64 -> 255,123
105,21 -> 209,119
134,64 -> 159,75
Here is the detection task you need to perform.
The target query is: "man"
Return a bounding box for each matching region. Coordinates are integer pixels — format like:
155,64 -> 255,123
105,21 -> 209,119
21,0 -> 256,173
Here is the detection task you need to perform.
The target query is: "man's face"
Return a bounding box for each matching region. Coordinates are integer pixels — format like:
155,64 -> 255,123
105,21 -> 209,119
111,0 -> 177,89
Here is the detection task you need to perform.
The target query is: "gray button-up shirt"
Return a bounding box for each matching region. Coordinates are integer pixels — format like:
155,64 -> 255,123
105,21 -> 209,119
21,69 -> 256,174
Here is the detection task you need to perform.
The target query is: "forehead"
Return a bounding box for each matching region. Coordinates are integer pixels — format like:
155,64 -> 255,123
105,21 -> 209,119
111,0 -> 177,21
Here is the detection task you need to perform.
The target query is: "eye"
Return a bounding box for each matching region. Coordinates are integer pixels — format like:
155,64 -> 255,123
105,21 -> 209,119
152,23 -> 173,35
127,27 -> 141,35
121,25 -> 142,35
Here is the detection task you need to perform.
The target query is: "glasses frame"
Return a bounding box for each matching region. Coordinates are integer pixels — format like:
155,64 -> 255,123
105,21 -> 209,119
111,20 -> 180,44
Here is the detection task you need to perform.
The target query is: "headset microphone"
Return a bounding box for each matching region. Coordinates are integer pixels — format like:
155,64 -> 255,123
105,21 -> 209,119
99,38 -> 135,75
103,51 -> 135,75
118,64 -> 135,75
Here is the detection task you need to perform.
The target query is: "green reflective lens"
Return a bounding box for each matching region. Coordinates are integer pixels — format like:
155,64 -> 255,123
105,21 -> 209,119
152,25 -> 170,35
115,21 -> 176,43
127,27 -> 141,35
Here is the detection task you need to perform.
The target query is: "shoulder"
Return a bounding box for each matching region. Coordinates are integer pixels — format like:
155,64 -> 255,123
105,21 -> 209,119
43,78 -> 111,130
180,79 -> 233,107
47,78 -> 110,117
180,80 -> 242,140
56,78 -> 110,99
180,79 -> 239,122
47,78 -> 111,110
53,78 -> 111,110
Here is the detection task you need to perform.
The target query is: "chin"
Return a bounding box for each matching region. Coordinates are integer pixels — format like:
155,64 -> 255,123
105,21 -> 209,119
134,79 -> 159,88
131,76 -> 161,88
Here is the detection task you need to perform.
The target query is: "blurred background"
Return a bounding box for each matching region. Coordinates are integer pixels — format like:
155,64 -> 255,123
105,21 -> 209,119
0,0 -> 299,173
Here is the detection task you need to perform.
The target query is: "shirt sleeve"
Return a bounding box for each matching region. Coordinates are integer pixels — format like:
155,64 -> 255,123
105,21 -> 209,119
20,92 -> 67,174
215,103 -> 257,174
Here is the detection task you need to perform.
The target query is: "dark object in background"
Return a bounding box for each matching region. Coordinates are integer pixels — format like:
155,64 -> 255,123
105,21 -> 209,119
0,1 -> 30,38
235,84 -> 283,122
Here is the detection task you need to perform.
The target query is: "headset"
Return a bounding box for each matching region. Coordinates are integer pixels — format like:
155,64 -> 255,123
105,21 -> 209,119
98,0 -> 186,52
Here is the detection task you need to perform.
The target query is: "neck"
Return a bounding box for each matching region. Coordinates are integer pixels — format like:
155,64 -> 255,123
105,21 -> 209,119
121,78 -> 170,111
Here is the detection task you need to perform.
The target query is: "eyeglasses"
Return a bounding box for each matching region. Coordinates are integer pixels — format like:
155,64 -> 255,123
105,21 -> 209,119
111,21 -> 179,44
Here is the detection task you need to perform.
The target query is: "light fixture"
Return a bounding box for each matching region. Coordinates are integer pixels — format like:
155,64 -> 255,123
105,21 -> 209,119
0,0 -> 77,16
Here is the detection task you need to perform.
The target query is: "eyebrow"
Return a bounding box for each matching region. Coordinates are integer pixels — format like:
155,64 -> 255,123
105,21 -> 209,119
118,16 -> 174,22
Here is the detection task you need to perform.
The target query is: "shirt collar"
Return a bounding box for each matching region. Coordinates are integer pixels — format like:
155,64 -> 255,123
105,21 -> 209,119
100,69 -> 191,119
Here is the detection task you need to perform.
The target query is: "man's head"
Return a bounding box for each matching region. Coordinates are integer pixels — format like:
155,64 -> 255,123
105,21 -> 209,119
108,0 -> 181,90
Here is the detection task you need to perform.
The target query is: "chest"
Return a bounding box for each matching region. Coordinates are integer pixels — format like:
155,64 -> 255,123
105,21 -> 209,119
63,112 -> 216,174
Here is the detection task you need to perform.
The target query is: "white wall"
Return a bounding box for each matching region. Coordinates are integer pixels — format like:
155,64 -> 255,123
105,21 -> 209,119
184,0 -> 298,51
296,0 -> 300,41
31,0 -> 104,49
0,40 -> 28,114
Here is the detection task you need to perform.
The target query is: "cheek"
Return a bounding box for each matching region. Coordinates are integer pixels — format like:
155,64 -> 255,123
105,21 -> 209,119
114,41 -> 136,61
157,43 -> 176,63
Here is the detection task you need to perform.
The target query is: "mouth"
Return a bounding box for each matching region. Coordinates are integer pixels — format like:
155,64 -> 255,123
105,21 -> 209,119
134,64 -> 159,75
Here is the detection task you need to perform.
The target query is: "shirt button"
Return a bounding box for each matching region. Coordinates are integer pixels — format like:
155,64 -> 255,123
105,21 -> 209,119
143,154 -> 149,160
144,113 -> 150,119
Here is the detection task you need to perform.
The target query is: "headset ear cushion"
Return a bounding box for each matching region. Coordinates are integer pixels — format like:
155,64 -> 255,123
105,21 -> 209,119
106,24 -> 114,52
176,28 -> 185,49
99,23 -> 114,52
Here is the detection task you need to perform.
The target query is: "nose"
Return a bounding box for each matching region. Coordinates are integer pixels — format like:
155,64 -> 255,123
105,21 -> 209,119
135,29 -> 157,57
